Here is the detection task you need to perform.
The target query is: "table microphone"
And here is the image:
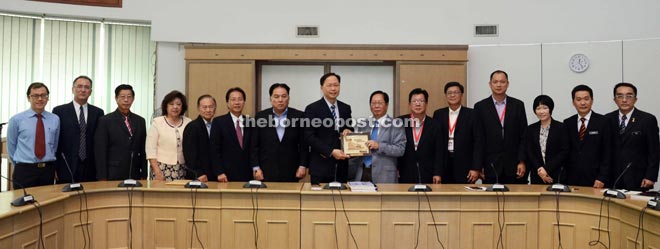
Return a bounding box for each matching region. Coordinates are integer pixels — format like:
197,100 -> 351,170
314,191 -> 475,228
60,153 -> 84,192
408,162 -> 431,192
0,175 -> 35,206
180,164 -> 208,188
486,163 -> 509,192
546,166 -> 571,192
323,162 -> 346,190
603,162 -> 632,199
648,190 -> 660,211
118,151 -> 142,187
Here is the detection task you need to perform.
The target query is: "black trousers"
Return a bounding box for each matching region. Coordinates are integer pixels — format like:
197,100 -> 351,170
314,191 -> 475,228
13,162 -> 56,189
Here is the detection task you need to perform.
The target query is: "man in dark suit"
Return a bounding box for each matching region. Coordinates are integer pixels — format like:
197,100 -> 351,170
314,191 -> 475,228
182,94 -> 217,182
606,82 -> 659,191
304,73 -> 353,185
474,70 -> 528,184
94,84 -> 147,180
54,76 -> 104,183
210,87 -> 253,182
564,84 -> 612,188
433,82 -> 483,184
250,83 -> 308,182
397,88 -> 444,184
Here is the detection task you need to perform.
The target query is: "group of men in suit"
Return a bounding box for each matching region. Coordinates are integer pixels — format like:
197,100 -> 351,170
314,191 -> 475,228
7,71 -> 659,192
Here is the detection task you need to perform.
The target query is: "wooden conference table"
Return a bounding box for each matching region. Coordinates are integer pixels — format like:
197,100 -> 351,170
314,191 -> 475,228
0,181 -> 658,249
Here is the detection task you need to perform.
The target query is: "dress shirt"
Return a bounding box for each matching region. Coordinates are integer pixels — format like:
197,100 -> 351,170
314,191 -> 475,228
7,109 -> 60,163
324,97 -> 340,130
448,106 -> 461,138
619,108 -> 635,128
230,113 -> 244,134
492,96 -> 507,126
577,111 -> 593,132
274,108 -> 289,141
73,101 -> 88,123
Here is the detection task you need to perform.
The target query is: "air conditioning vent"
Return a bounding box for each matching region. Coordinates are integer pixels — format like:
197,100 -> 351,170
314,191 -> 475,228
475,25 -> 498,37
297,26 -> 319,37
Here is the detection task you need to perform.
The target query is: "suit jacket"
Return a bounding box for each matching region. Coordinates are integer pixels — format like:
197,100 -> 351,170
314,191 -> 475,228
396,114 -> 444,184
304,98 -> 353,182
564,112 -> 612,187
433,106 -> 484,183
53,102 -> 104,182
210,113 -> 253,182
523,120 -> 569,184
182,116 -> 214,180
94,109 -> 147,180
352,115 -> 406,184
250,107 -> 309,182
606,109 -> 660,190
474,95 -> 528,184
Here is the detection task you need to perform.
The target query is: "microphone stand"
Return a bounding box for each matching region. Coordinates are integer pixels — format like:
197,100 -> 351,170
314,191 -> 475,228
603,162 -> 632,199
323,162 -> 346,190
0,175 -> 36,206
486,163 -> 509,192
60,153 -> 84,192
408,162 -> 431,192
118,151 -> 142,187
546,167 -> 571,192
181,164 -> 208,189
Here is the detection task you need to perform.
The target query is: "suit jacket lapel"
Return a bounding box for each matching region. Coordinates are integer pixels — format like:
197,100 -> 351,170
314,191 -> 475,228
621,111 -> 639,143
417,116 -> 431,148
487,96 -> 503,128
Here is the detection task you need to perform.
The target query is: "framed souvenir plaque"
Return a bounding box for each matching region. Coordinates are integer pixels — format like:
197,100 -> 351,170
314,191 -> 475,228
341,132 -> 371,157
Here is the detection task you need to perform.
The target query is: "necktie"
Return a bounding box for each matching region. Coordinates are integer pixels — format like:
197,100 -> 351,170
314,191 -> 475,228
363,121 -> 379,168
124,115 -> 133,136
619,115 -> 627,135
236,119 -> 243,149
330,105 -> 338,131
79,106 -> 87,160
206,122 -> 212,138
35,113 -> 45,159
579,117 -> 586,142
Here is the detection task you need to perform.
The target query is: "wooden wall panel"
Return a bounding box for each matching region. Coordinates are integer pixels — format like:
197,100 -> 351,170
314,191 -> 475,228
187,61 -> 256,118
397,63 -> 467,116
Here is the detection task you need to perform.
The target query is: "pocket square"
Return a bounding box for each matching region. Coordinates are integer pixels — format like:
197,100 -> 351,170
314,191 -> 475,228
588,131 -> 599,135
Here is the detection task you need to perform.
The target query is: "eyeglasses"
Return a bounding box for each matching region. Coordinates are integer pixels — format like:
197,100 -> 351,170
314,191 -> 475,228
29,94 -> 49,100
410,100 -> 426,104
370,102 -> 386,106
75,85 -> 91,90
446,91 -> 462,96
615,94 -> 635,100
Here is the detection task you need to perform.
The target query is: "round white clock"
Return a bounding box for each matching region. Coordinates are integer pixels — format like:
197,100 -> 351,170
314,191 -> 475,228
569,53 -> 590,73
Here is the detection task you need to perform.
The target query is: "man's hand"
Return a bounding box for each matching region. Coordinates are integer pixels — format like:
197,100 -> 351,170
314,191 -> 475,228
516,162 -> 526,179
331,149 -> 350,160
296,167 -> 307,179
432,175 -> 441,184
467,170 -> 480,183
366,140 -> 379,150
197,174 -> 208,182
593,180 -> 605,188
537,167 -> 553,183
341,129 -> 351,137
217,174 -> 228,182
253,169 -> 264,181
641,179 -> 655,189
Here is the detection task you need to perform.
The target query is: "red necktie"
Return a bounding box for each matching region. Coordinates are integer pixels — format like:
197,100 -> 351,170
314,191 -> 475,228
35,113 -> 46,159
579,117 -> 586,142
124,115 -> 133,136
235,119 -> 243,149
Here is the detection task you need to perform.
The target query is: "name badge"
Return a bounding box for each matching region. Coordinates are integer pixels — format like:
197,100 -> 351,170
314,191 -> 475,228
448,138 -> 454,152
589,131 -> 599,135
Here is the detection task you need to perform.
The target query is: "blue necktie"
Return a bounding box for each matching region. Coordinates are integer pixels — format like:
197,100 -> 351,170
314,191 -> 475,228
619,115 -> 627,135
363,121 -> 379,168
330,105 -> 337,131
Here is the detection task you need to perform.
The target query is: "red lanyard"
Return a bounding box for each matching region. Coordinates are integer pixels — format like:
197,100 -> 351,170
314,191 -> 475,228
448,113 -> 458,136
499,105 -> 506,126
411,114 -> 424,145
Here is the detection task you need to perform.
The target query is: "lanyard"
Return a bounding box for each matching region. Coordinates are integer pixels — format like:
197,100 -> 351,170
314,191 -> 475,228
499,105 -> 506,126
448,113 -> 458,136
411,114 -> 425,145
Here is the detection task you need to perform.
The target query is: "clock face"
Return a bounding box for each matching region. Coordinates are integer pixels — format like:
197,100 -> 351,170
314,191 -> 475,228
569,54 -> 590,73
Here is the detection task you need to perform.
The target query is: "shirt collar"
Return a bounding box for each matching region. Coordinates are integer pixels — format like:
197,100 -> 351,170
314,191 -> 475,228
579,110 -> 593,121
449,105 -> 462,114
324,97 -> 337,108
371,115 -> 389,125
73,101 -> 87,110
619,108 -> 635,119
230,113 -> 243,121
492,95 -> 507,105
273,108 -> 288,117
